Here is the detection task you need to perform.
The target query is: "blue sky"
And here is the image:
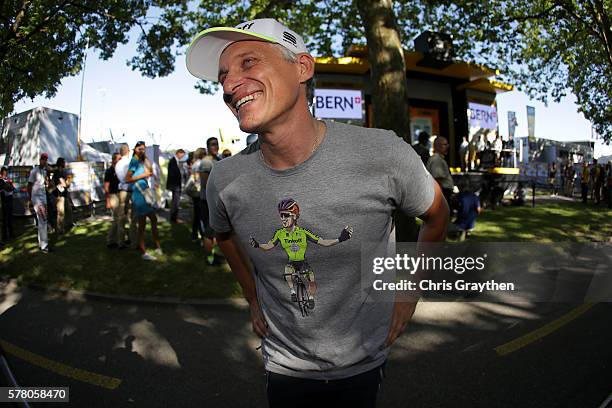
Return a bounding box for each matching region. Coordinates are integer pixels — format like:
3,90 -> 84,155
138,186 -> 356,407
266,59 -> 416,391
13,31 -> 612,158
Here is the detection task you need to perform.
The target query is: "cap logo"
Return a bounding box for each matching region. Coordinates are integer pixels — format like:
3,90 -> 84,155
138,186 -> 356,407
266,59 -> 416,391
282,31 -> 297,47
237,22 -> 255,31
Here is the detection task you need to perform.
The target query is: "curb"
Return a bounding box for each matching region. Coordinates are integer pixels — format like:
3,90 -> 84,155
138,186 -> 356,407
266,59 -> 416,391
1,279 -> 248,309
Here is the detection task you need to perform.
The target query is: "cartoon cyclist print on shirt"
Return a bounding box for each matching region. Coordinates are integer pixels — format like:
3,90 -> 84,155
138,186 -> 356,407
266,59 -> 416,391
250,198 -> 353,311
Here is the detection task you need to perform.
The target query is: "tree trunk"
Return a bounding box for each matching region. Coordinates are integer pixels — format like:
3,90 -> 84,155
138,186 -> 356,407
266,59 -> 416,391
355,0 -> 411,142
356,0 -> 418,242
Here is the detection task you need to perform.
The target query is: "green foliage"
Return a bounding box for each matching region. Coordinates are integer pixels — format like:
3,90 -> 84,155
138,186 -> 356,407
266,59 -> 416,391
0,0 -> 189,119
3,1 -> 610,143
408,0 -> 612,142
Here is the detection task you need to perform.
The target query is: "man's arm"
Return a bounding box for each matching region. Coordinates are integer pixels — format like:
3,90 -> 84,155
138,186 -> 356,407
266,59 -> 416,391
125,168 -> 151,183
103,180 -> 111,208
417,181 -> 449,242
218,231 -> 268,338
385,181 -> 449,347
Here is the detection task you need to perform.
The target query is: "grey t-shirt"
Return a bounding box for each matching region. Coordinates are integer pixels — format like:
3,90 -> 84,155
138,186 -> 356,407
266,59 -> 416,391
207,120 -> 435,380
193,158 -> 214,200
427,153 -> 454,190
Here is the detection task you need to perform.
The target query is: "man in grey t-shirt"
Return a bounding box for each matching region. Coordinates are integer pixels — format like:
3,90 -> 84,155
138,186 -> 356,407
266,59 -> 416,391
427,136 -> 455,205
186,18 -> 449,407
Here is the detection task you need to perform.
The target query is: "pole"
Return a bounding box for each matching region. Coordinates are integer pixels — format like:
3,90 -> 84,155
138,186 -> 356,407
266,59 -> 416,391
77,44 -> 88,161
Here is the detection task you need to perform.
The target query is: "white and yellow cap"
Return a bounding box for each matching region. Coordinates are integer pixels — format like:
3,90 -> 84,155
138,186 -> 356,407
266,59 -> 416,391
186,18 -> 309,82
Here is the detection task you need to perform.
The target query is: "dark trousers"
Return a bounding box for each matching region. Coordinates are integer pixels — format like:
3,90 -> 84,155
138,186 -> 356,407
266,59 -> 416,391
266,364 -> 384,408
581,183 -> 588,203
191,196 -> 203,239
1,196 -> 13,240
170,188 -> 181,221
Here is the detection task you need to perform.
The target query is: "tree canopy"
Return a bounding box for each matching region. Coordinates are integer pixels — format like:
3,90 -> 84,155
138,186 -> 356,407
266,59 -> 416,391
0,0 -> 191,119
3,1 -> 611,142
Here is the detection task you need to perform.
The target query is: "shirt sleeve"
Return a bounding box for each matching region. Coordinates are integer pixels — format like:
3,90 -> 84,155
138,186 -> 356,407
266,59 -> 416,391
28,169 -> 36,183
127,158 -> 138,175
387,133 -> 436,217
205,167 -> 232,233
270,230 -> 281,245
104,169 -> 111,183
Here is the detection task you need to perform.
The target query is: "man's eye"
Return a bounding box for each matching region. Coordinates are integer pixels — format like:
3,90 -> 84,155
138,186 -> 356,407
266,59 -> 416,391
243,58 -> 256,67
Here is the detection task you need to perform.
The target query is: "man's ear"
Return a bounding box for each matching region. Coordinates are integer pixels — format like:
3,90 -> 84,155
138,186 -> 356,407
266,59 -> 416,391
297,53 -> 315,83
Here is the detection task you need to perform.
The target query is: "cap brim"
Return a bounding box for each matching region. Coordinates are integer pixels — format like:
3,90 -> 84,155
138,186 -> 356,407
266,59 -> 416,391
186,27 -> 277,82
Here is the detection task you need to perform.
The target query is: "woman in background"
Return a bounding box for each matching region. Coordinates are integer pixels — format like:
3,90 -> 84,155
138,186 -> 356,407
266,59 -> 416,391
125,141 -> 162,261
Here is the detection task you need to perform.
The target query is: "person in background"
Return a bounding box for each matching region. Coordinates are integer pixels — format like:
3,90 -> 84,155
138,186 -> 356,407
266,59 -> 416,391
492,134 -> 503,166
206,137 -> 221,162
193,147 -> 216,265
0,166 -> 15,242
221,149 -> 232,159
105,153 -> 122,248
188,148 -> 206,242
166,148 -> 186,223
114,144 -> 135,249
27,153 -> 52,253
565,163 -> 575,197
412,131 -> 430,166
125,141 -> 162,260
468,135 -> 477,171
548,162 -> 558,196
581,161 -> 590,203
426,136 -> 454,207
449,179 -> 481,240
52,157 -> 72,234
459,136 -> 469,172
592,160 -> 603,205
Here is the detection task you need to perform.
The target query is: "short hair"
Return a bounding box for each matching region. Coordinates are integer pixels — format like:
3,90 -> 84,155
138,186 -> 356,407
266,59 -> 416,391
206,137 -> 218,149
194,148 -> 206,160
273,44 -> 315,106
119,144 -> 130,155
418,131 -> 430,144
56,157 -> 66,167
112,152 -> 121,161
176,149 -> 185,155
1,166 -> 7,173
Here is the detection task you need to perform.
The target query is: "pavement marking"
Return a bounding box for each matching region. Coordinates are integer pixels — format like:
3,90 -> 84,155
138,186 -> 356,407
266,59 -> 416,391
598,392 -> 612,408
495,303 -> 595,356
0,339 -> 122,390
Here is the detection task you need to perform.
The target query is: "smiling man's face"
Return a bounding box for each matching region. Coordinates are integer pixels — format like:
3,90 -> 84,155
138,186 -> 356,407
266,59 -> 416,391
218,41 -> 303,134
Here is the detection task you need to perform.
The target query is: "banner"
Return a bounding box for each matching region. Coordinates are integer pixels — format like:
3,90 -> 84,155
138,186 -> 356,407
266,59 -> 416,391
468,103 -> 498,130
507,111 -> 517,139
313,89 -> 363,119
527,106 -> 535,141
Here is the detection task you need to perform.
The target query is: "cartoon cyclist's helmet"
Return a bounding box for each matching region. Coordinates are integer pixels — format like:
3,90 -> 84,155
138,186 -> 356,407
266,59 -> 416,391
278,198 -> 300,219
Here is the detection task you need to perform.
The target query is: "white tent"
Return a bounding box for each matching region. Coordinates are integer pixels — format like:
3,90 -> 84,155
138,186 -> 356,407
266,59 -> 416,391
81,143 -> 112,163
2,107 -> 79,165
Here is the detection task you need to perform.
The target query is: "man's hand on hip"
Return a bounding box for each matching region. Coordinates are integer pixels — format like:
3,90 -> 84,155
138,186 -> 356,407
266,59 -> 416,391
384,301 -> 417,347
249,299 -> 269,338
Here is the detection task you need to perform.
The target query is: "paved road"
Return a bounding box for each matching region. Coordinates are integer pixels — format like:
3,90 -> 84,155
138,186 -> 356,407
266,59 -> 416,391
0,282 -> 609,407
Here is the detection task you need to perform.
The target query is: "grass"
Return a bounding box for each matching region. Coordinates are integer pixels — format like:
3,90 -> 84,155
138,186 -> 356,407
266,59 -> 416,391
0,217 -> 242,299
1,198 -> 610,299
470,199 -> 612,242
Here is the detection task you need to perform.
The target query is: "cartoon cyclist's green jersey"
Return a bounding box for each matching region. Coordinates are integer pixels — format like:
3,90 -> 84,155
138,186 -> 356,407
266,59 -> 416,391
271,227 -> 321,262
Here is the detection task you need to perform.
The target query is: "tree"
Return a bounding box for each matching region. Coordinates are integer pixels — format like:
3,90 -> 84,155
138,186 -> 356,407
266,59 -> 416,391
0,0 -> 191,120
413,0 -> 612,143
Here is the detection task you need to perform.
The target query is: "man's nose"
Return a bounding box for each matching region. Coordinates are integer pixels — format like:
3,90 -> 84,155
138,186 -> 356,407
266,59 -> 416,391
222,72 -> 244,103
